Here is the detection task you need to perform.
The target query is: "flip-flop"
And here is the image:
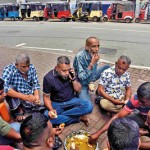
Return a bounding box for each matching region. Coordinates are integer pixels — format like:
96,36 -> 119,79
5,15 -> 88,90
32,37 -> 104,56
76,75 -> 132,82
53,136 -> 62,150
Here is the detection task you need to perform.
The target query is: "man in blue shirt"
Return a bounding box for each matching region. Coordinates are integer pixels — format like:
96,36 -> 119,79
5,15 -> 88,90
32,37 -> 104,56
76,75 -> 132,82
43,56 -> 92,126
2,53 -> 45,122
73,37 -> 109,108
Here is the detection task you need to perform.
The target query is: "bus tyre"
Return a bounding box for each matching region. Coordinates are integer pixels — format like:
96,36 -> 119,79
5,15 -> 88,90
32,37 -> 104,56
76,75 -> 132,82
33,17 -> 38,21
84,18 -> 88,22
103,17 -> 108,22
18,17 -> 23,21
39,17 -> 43,21
61,17 -> 67,22
72,18 -> 76,22
125,18 -> 131,23
135,18 -> 140,23
11,17 -> 15,21
93,16 -> 98,22
0,18 -> 3,21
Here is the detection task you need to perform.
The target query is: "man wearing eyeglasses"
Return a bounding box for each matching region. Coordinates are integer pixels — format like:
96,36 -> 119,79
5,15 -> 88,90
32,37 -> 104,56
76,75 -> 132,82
96,55 -> 132,113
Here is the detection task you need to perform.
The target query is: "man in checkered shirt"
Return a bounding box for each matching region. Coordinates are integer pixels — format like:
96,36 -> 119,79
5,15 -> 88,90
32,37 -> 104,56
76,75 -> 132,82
2,53 -> 45,122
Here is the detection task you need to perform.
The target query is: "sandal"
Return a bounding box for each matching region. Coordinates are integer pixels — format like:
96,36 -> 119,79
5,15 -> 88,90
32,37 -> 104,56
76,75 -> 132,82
53,136 -> 62,150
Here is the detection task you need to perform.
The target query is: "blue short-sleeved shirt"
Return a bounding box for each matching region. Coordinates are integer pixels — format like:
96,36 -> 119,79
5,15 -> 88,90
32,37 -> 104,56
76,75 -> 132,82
43,69 -> 76,102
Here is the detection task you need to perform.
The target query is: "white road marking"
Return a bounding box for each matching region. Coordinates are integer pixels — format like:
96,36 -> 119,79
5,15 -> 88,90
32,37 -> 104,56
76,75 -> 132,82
22,46 -> 73,53
100,59 -> 150,70
72,27 -> 150,33
16,43 -> 26,47
0,25 -> 37,27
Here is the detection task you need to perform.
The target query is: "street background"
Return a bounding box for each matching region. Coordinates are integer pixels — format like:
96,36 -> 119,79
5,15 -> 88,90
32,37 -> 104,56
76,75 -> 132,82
0,21 -> 150,67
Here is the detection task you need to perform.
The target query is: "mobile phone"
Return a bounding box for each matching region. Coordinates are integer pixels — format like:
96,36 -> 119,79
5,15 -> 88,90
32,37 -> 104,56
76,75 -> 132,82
69,70 -> 74,78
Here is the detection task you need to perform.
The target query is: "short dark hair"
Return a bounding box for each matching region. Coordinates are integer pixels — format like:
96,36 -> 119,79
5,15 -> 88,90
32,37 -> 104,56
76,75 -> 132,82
137,82 -> 150,100
20,113 -> 49,148
108,118 -> 139,150
57,56 -> 70,65
0,78 -> 4,90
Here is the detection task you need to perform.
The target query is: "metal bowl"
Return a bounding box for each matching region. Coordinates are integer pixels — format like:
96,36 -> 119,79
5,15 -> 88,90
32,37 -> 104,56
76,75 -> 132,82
64,130 -> 99,150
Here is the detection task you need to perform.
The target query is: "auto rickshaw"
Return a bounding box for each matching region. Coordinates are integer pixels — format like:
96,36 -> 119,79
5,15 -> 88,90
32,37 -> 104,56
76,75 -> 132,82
135,2 -> 150,23
43,2 -> 71,22
0,3 -> 20,21
103,1 -> 134,23
72,1 -> 103,22
19,2 -> 44,21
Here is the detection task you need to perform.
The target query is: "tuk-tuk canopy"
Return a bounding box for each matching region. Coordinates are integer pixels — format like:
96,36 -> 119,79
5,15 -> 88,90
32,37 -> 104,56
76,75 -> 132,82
111,1 -> 134,12
20,2 -> 43,11
46,2 -> 70,11
0,3 -> 19,11
79,1 -> 102,11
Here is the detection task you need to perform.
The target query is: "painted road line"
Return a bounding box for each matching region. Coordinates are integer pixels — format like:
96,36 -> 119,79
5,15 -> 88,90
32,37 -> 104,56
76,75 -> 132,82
0,25 -> 37,27
99,59 -> 150,70
72,27 -> 150,33
22,46 -> 73,53
16,43 -> 26,47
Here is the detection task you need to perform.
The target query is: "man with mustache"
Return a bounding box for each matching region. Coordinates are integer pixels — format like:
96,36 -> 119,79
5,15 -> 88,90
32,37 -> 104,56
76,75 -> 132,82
43,56 -> 92,126
2,53 -> 45,122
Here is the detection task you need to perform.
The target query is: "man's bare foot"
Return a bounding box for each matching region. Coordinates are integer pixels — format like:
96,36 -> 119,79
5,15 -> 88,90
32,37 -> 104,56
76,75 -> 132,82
80,116 -> 90,127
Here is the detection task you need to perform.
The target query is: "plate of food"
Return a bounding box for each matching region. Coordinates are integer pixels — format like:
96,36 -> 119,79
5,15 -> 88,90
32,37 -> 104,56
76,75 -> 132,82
64,130 -> 98,150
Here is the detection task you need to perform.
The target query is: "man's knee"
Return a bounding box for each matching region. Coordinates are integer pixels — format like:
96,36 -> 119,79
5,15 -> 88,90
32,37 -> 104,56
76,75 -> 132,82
82,100 -> 93,113
100,99 -> 110,110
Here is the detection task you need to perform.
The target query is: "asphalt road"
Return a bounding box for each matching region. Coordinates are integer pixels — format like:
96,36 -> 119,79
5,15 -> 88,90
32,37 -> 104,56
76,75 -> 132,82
0,20 -> 150,67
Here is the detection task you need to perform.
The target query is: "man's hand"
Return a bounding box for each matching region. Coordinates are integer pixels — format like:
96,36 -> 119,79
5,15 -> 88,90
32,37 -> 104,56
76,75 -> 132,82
90,53 -> 100,66
48,109 -> 57,119
53,126 -> 64,135
112,99 -> 125,105
139,128 -> 149,136
88,133 -> 98,145
24,95 -> 38,103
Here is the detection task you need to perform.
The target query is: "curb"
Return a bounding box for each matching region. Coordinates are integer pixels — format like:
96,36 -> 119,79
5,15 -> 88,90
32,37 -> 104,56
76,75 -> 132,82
100,59 -> 150,70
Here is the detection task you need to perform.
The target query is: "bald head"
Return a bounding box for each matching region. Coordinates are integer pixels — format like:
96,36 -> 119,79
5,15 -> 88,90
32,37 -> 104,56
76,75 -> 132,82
86,37 -> 99,45
85,37 -> 100,54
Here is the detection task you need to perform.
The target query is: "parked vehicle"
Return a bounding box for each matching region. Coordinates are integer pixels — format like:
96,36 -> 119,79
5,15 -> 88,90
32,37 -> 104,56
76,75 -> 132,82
135,2 -> 150,23
19,2 -> 44,21
0,3 -> 20,21
101,1 -> 115,16
43,2 -> 71,22
72,1 -> 103,22
103,1 -> 134,23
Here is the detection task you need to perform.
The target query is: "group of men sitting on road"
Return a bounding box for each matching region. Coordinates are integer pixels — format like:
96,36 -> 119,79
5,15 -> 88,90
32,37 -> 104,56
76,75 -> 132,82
0,36 -> 150,150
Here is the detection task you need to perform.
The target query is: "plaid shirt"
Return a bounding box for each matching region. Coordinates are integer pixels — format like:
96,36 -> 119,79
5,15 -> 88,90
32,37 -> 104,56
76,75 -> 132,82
2,63 -> 40,94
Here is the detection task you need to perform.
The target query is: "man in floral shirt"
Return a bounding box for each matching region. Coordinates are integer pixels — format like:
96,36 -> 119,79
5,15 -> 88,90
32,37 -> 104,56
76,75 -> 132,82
97,55 -> 132,113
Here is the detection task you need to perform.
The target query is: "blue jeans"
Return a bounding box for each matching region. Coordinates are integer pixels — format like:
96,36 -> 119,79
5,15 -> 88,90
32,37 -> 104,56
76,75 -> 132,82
44,97 -> 92,126
79,65 -> 110,102
0,122 -> 20,145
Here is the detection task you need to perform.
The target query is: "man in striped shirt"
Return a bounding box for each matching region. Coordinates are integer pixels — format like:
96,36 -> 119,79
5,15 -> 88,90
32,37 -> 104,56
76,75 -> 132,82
89,82 -> 150,150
